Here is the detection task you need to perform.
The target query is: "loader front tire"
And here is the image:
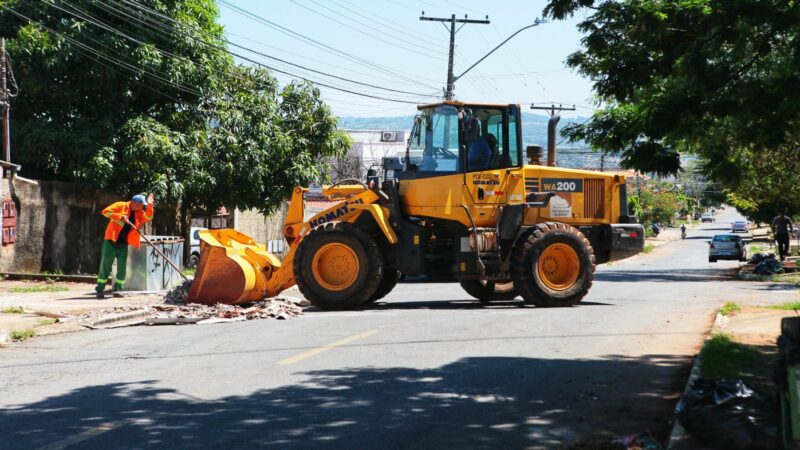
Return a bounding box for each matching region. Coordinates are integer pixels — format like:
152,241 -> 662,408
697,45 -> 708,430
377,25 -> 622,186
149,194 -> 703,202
511,222 -> 594,307
294,222 -> 383,310
460,280 -> 518,303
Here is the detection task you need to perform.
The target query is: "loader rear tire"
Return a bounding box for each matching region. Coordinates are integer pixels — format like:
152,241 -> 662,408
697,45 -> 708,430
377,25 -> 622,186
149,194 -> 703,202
294,222 -> 383,310
364,235 -> 399,304
460,280 -> 518,303
365,267 -> 400,304
511,222 -> 594,307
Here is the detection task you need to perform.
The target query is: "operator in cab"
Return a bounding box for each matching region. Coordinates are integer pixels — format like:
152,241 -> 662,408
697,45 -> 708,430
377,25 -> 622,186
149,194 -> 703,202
467,133 -> 497,171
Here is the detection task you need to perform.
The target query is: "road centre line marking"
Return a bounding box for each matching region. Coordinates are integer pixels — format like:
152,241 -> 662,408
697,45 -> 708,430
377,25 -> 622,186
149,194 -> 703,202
277,329 -> 381,365
37,420 -> 126,450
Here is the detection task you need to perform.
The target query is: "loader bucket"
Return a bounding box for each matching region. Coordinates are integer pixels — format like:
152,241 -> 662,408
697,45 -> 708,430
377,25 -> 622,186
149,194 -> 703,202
186,229 -> 282,305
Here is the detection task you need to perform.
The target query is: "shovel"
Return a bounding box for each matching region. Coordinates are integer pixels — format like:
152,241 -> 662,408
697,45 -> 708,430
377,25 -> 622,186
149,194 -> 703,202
123,216 -> 190,283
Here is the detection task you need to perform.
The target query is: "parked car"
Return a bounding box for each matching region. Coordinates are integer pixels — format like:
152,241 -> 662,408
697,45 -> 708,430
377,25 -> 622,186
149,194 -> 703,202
708,234 -> 747,262
731,221 -> 749,233
701,213 -> 715,223
187,226 -> 207,267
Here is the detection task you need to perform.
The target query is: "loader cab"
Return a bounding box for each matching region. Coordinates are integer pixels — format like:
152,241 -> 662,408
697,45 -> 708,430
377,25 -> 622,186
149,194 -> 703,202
402,102 -> 523,177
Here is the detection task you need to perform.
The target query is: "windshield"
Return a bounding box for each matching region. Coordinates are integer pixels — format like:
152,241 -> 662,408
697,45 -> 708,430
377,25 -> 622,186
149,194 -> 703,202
406,105 -> 460,173
713,235 -> 741,242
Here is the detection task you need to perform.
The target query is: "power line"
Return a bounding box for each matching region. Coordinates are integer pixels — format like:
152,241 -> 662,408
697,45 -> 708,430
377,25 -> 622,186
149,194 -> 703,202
92,0 -> 435,98
5,6 -> 202,97
111,0 -> 431,104
316,0 -> 444,50
224,29 -> 430,90
216,0 -> 440,90
335,0 -> 443,44
288,0 -> 441,60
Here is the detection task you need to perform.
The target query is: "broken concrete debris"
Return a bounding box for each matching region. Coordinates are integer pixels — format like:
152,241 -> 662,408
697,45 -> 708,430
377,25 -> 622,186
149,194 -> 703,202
77,281 -> 306,328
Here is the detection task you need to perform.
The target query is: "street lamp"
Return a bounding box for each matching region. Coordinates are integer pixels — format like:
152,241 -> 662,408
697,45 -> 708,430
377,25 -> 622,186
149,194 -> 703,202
448,18 -> 547,99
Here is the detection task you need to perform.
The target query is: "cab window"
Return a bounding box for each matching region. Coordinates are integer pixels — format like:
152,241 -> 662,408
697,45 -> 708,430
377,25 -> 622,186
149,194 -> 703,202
463,108 -> 513,172
406,105 -> 460,173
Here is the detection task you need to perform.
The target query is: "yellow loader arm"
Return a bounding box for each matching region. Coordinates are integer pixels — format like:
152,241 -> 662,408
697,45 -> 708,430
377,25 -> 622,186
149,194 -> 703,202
186,184 -> 393,305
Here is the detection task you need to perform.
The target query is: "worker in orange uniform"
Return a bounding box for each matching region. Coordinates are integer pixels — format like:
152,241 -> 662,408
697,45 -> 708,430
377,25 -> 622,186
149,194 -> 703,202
95,193 -> 155,298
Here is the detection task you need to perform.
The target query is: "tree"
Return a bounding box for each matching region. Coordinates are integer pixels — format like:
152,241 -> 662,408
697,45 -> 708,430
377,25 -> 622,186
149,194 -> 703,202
1,0 -> 228,183
1,0 -> 349,224
630,185 -> 682,230
543,0 -> 800,185
722,145 -> 800,223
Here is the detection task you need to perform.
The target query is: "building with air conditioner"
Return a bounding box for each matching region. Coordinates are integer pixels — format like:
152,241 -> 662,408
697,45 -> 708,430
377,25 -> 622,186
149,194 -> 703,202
335,130 -> 406,180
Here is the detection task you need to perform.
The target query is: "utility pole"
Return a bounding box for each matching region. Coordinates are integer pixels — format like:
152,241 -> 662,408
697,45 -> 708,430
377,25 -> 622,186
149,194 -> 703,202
530,104 -> 575,167
420,13 -> 490,100
0,37 -> 9,162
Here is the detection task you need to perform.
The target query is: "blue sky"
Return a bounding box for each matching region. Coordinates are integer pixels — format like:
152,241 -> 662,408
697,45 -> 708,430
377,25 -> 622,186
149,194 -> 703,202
218,1 -> 595,117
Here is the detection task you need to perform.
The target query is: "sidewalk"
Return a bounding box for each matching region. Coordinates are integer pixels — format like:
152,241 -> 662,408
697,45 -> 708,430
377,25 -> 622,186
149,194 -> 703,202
0,280 -> 165,344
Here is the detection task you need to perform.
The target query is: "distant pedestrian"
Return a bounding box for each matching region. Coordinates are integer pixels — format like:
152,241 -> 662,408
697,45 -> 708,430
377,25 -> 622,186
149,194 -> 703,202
771,210 -> 793,261
95,193 -> 155,298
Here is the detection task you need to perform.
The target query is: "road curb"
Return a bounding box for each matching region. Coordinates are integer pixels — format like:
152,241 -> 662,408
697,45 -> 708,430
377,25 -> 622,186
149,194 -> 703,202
666,311 -> 724,449
0,272 -> 97,283
81,308 -> 153,329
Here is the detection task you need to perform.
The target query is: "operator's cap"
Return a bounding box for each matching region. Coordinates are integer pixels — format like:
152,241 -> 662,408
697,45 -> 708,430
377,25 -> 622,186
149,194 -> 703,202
132,194 -> 146,205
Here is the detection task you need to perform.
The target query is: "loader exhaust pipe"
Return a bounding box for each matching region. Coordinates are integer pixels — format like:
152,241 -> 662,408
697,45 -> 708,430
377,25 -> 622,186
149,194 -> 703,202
547,114 -> 560,167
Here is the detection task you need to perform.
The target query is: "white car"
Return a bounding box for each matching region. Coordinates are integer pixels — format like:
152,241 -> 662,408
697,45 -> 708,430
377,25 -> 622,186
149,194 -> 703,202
708,234 -> 747,262
731,221 -> 749,233
188,227 -> 207,267
701,213 -> 715,223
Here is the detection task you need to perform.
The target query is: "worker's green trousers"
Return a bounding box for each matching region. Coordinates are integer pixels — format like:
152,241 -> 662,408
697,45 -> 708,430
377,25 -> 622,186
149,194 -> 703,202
96,240 -> 128,293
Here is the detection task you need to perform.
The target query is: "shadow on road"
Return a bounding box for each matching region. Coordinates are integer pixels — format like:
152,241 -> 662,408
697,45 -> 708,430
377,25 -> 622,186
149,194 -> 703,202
1,355 -> 690,449
595,268 -> 738,283
353,299 -> 615,311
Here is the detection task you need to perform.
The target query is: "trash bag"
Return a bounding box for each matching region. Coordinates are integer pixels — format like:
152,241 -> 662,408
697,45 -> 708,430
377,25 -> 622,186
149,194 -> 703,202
753,254 -> 784,275
750,253 -> 768,264
676,378 -> 778,450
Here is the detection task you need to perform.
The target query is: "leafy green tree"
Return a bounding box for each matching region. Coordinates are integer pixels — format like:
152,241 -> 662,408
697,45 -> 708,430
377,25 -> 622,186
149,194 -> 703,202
630,185 -> 682,232
1,0 -> 228,184
722,145 -> 800,223
1,0 -> 348,230
543,0 -> 800,184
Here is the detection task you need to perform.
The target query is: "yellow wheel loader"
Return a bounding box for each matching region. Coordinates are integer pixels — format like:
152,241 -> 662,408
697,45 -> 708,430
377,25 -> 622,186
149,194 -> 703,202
188,101 -> 645,309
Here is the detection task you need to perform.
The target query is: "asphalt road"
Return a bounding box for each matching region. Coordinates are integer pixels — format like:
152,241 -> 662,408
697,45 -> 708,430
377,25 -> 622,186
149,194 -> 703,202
1,209 -> 795,449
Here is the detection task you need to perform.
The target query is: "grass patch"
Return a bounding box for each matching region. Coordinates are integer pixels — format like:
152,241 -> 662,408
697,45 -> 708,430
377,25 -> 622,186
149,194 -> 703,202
719,301 -> 741,316
765,302 -> 800,311
9,285 -> 69,293
1,306 -> 24,314
642,244 -> 655,254
9,329 -> 35,341
768,273 -> 800,283
699,332 -> 761,379
183,267 -> 196,276
749,245 -> 764,254
37,318 -> 57,326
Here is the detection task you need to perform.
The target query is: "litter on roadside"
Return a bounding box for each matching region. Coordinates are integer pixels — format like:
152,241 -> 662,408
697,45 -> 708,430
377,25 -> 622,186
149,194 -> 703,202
750,253 -> 784,275
676,378 -> 777,450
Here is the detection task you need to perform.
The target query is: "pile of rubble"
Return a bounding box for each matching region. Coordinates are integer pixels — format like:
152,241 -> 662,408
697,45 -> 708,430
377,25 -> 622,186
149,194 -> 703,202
164,280 -> 192,305
75,282 -> 308,328
152,281 -> 307,323
149,298 -> 304,324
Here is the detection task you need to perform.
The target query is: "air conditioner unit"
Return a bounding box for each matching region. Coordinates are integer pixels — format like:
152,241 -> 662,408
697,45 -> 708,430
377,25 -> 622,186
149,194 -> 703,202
380,131 -> 396,142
